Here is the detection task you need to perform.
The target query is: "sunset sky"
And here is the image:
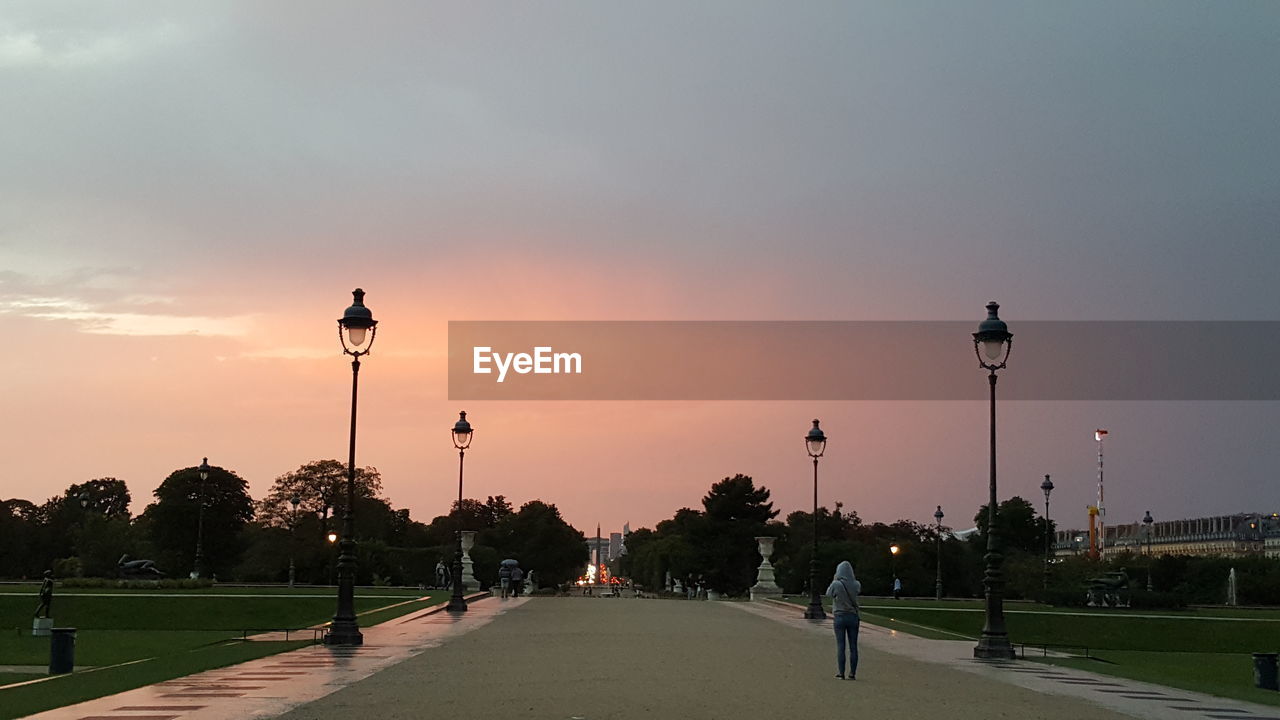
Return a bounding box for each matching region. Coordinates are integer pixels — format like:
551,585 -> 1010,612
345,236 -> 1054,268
2,2 -> 1278,536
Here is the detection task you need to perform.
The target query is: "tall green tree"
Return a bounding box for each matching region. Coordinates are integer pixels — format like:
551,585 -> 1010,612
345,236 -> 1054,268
256,459 -> 382,533
973,496 -> 1053,555
485,500 -> 588,588
141,462 -> 254,578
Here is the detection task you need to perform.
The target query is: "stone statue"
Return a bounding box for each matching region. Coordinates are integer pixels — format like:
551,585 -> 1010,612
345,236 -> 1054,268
34,571 -> 53,619
1086,567 -> 1131,608
118,554 -> 164,578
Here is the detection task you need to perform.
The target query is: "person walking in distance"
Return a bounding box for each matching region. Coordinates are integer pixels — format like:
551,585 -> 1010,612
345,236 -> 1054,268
893,576 -> 902,600
510,565 -> 524,598
826,561 -> 861,680
498,563 -> 512,599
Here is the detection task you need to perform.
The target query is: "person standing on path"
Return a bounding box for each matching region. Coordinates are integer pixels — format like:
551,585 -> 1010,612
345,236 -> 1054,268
826,561 -> 861,680
893,576 -> 902,600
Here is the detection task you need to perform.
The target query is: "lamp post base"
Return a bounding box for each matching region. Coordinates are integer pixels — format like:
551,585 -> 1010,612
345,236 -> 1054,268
803,590 -> 826,620
446,595 -> 469,612
973,634 -> 1015,659
324,621 -> 363,646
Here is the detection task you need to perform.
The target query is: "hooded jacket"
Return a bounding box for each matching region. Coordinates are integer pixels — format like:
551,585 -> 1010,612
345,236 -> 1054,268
825,561 -> 861,615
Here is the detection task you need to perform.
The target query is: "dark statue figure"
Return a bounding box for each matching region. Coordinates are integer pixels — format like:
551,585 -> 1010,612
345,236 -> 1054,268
1085,567 -> 1131,608
118,555 -> 165,579
34,571 -> 54,619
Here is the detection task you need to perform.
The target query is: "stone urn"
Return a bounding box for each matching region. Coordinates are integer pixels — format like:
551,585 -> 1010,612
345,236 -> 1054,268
460,530 -> 478,591
750,536 -> 782,601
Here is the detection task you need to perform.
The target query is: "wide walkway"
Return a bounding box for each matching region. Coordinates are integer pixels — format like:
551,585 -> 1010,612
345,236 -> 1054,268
29,596 -> 1280,720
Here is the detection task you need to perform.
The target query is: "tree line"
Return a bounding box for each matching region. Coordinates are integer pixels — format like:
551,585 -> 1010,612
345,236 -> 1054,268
619,474 -> 1280,606
0,459 -> 587,590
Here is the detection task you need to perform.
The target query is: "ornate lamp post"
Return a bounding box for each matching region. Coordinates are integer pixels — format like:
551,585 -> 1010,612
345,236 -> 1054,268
803,419 -> 827,620
1041,474 -> 1054,590
973,301 -> 1015,659
326,288 -> 378,646
193,457 -> 209,579
288,496 -> 300,588
446,411 -> 474,613
934,505 -> 945,601
1142,510 -> 1154,591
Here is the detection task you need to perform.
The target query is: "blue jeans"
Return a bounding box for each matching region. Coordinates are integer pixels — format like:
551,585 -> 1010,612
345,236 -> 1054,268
833,612 -> 860,677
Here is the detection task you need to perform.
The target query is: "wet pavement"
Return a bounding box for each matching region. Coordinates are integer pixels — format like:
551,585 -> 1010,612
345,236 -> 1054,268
21,595 -> 1280,720
24,593 -> 515,720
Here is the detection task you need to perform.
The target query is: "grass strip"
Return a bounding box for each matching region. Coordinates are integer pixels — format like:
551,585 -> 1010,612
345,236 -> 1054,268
1031,651 -> 1280,708
0,639 -> 307,720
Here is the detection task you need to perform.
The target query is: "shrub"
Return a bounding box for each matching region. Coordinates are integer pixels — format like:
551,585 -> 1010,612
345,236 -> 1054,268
1128,589 -> 1187,609
60,577 -> 213,590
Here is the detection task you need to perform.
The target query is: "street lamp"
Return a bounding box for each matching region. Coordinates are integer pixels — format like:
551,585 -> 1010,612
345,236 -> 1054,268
193,457 -> 209,580
288,496 -> 300,588
446,411 -> 474,613
889,544 -> 901,598
1142,510 -> 1154,591
973,301 -> 1015,659
1041,474 -> 1054,590
327,531 -> 338,586
803,419 -> 827,620
934,505 -> 945,601
327,288 -> 378,646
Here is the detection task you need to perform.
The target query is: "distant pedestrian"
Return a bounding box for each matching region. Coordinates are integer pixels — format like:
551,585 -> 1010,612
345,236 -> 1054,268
499,564 -> 512,599
510,566 -> 524,597
435,560 -> 449,589
893,576 -> 902,600
826,561 -> 861,680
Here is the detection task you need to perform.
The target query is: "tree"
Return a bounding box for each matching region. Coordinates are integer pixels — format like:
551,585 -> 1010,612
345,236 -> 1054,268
0,498 -> 43,578
141,462 -> 255,577
973,496 -> 1053,555
256,459 -> 383,533
63,478 -> 131,518
702,474 -> 777,524
486,500 -> 588,588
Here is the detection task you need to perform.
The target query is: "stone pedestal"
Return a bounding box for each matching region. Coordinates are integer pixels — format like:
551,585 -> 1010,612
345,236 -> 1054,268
461,530 -> 478,590
32,617 -> 53,636
751,536 -> 782,601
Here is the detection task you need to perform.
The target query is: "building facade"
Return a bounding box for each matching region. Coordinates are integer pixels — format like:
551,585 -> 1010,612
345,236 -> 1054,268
1054,512 -> 1279,558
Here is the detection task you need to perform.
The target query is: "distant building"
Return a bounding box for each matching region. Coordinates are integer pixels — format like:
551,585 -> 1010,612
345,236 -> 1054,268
608,532 -> 622,561
586,537 -> 609,566
1054,512 -> 1279,558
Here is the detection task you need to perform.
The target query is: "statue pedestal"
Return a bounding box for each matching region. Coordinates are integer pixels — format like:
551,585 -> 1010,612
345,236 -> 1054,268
32,618 -> 53,637
461,531 -> 478,590
751,536 -> 782,601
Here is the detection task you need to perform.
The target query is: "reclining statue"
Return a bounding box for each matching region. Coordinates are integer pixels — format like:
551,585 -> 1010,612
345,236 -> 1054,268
1085,567 -> 1130,608
118,555 -> 164,579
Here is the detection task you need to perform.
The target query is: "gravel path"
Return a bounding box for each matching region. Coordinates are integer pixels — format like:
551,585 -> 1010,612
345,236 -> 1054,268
278,597 -> 1133,720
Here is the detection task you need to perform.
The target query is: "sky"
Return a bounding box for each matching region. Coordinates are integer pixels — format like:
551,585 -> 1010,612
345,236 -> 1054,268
1,1 -> 1278,536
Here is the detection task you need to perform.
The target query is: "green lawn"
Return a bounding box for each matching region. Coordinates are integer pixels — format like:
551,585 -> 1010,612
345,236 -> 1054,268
0,638 -> 309,720
1031,651 -> 1280,708
777,596 -> 1280,706
0,586 -> 448,718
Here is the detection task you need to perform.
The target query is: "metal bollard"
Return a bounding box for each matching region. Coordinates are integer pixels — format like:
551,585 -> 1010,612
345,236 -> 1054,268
1253,652 -> 1278,691
49,627 -> 76,675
